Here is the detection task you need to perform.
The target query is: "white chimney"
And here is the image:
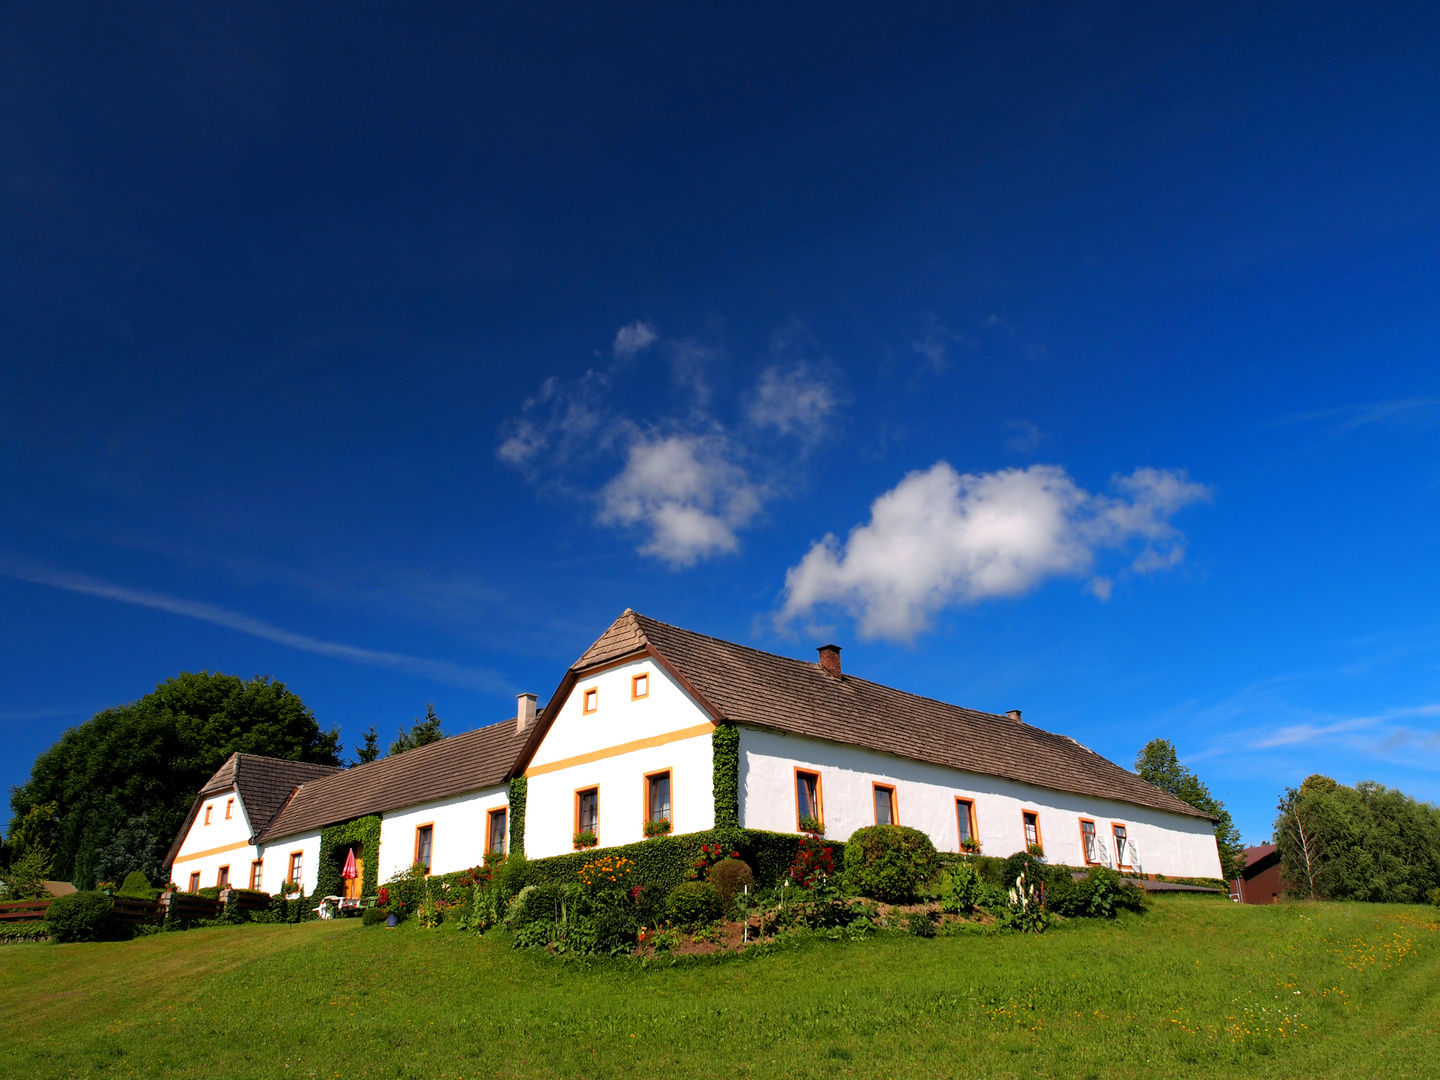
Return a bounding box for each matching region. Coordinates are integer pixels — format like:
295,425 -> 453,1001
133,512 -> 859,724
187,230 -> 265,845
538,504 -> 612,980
517,693 -> 537,734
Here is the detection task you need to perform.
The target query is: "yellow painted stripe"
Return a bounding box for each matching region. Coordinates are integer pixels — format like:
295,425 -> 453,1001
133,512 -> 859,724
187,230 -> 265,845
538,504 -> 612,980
172,839 -> 254,865
525,722 -> 717,777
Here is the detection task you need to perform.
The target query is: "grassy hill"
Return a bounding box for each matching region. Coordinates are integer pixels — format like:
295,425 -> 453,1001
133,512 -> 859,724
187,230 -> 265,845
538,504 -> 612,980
4,895 -> 1438,1078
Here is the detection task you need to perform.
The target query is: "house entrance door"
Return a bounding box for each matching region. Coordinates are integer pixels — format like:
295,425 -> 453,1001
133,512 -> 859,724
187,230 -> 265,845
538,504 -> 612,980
342,848 -> 365,899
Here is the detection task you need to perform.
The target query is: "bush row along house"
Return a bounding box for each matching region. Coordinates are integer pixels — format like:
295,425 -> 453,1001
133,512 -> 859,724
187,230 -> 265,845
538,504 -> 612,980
165,610 -> 1223,895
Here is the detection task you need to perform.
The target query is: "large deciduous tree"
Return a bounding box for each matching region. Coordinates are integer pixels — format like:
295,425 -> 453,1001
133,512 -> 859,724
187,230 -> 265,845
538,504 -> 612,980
1274,775 -> 1440,903
1135,738 -> 1245,881
9,672 -> 340,888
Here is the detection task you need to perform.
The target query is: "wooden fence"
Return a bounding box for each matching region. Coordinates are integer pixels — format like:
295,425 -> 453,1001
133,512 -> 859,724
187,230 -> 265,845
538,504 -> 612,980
112,895 -> 163,926
0,899 -> 51,922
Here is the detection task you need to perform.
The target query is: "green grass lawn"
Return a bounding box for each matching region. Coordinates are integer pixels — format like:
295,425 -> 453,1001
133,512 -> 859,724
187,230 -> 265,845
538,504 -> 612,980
4,895 -> 1439,1079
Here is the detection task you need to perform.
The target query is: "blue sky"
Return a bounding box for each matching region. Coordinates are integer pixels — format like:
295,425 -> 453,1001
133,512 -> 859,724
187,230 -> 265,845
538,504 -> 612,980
3,3 -> 1439,844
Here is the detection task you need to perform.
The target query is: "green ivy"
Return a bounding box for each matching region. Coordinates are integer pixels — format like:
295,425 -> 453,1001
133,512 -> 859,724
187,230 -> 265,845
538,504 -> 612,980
524,828 -> 805,893
711,724 -> 740,830
508,776 -> 528,856
315,816 -> 382,900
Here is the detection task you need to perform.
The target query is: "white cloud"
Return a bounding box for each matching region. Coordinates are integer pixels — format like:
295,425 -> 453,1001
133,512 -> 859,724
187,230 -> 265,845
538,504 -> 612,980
779,461 -> 1211,641
502,318 -> 843,567
613,320 -> 659,359
748,361 -> 840,442
599,433 -> 763,566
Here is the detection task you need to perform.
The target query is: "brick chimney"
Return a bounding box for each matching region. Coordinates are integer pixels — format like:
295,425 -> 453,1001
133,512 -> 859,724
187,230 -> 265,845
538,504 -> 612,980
1006,709 -> 1023,723
517,693 -> 537,734
817,644 -> 842,680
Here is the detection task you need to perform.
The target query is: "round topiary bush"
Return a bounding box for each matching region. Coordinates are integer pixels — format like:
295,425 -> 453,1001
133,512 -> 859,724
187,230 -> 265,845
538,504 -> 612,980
667,881 -> 722,929
708,858 -> 754,910
361,905 -> 389,926
842,825 -> 938,902
47,891 -> 117,942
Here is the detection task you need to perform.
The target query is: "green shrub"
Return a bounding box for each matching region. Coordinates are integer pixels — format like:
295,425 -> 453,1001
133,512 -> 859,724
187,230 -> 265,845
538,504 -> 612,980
843,826 -> 937,902
938,860 -> 982,914
1047,866 -> 1146,919
904,911 -> 937,937
361,906 -> 389,927
47,891 -> 116,942
1001,851 -> 1047,890
119,871 -> 151,895
667,881 -> 722,929
709,858 -> 754,910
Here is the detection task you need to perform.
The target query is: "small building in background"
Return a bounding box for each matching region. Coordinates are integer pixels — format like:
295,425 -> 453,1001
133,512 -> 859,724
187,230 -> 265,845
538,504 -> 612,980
1231,843 -> 1286,903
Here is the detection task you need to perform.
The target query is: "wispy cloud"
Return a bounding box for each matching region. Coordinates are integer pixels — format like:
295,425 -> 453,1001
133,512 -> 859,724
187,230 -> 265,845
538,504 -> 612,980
1270,396 -> 1440,435
499,319 -> 844,567
0,553 -> 513,693
779,462 -> 1211,641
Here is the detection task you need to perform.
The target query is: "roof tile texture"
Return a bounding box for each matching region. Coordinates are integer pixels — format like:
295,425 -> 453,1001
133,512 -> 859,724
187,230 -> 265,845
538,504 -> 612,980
257,720 -> 526,842
594,611 -> 1211,822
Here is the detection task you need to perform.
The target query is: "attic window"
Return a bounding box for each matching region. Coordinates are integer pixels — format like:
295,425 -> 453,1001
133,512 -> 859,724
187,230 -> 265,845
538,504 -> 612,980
225,798 -> 234,820
583,687 -> 598,714
632,673 -> 649,700
203,804 -> 213,826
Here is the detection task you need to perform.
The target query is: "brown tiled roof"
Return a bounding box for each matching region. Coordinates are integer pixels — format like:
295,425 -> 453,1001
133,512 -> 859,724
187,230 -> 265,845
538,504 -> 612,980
257,719 -> 527,843
164,753 -> 342,868
562,611 -> 1212,822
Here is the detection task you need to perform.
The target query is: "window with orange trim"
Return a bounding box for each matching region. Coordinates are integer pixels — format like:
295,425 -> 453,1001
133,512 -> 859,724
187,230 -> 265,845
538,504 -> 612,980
415,825 -> 434,871
487,808 -> 507,855
795,770 -> 823,831
287,851 -> 303,885
956,798 -> 977,848
646,771 -> 672,823
203,804 -> 213,825
873,783 -> 897,826
225,798 -> 234,820
632,672 -> 649,699
188,872 -> 201,893
1022,810 -> 1041,850
576,787 -> 599,842
583,687 -> 598,714
217,865 -> 230,889
1112,824 -> 1131,868
1080,818 -> 1099,864
250,859 -> 263,889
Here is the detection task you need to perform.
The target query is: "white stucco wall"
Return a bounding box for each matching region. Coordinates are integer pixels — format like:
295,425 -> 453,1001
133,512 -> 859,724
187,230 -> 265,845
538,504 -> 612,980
524,656 -> 716,858
377,786 -> 510,882
170,788 -> 259,890
257,830 -> 322,895
739,727 -> 1222,879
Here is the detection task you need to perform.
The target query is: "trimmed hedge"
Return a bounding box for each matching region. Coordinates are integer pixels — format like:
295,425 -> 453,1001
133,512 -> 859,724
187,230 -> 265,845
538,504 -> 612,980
523,829 -> 805,893
0,920 -> 51,943
667,881 -> 722,929
47,891 -> 116,942
843,825 -> 937,902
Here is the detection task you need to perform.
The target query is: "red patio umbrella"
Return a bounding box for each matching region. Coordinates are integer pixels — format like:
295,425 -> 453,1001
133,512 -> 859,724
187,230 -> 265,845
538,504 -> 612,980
341,847 -> 358,882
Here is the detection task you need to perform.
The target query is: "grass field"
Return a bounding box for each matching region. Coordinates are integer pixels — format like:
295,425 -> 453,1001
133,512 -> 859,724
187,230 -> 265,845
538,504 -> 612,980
4,895 -> 1439,1079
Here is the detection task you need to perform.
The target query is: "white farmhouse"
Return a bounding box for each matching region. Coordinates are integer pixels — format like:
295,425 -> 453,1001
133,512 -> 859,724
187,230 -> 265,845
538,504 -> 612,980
166,609 -> 1223,892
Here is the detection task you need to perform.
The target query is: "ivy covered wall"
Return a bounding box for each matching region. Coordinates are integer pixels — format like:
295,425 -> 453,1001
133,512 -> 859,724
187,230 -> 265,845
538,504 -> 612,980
712,723 -> 740,829
508,776 -> 527,857
315,815 -> 381,899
